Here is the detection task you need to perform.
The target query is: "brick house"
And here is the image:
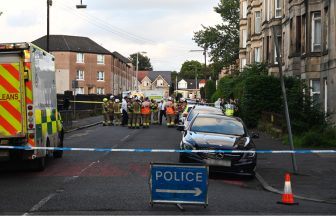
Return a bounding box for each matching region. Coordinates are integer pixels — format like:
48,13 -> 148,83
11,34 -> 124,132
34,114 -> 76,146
33,35 -> 135,95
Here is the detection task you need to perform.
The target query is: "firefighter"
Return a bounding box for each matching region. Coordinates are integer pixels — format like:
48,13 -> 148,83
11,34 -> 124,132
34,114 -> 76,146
141,97 -> 151,128
151,99 -> 159,124
127,96 -> 134,128
132,97 -> 142,129
176,98 -> 186,124
113,98 -> 122,126
165,97 -> 176,127
108,95 -> 115,126
102,98 -> 110,126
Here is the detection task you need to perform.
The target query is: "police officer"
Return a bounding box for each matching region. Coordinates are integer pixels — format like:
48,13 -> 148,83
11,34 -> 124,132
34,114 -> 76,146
113,98 -> 122,126
224,99 -> 237,117
102,98 -> 110,126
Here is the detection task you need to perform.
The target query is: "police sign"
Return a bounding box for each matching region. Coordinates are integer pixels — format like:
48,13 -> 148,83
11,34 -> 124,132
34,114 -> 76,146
150,163 -> 208,206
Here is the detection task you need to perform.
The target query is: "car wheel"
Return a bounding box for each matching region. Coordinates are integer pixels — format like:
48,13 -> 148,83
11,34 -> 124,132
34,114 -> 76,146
53,131 -> 64,158
179,153 -> 188,163
31,157 -> 46,171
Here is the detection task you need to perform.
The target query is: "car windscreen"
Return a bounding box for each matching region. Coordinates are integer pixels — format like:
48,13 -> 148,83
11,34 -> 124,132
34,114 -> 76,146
187,108 -> 222,121
190,116 -> 245,136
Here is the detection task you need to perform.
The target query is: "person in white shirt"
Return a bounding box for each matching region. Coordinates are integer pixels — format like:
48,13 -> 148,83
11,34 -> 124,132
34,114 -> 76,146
214,98 -> 221,109
159,99 -> 166,125
121,96 -> 128,126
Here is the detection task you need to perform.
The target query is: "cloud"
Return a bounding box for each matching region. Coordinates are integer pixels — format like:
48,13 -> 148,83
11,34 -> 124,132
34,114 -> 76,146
0,0 -> 221,71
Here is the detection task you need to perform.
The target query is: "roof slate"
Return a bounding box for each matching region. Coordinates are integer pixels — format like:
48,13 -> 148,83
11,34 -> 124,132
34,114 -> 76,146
138,71 -> 172,84
32,35 -> 111,55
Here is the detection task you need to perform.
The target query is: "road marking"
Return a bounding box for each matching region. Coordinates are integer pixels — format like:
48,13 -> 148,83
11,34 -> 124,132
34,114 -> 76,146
120,130 -> 139,142
23,189 -> 62,215
156,187 -> 202,196
120,135 -> 130,142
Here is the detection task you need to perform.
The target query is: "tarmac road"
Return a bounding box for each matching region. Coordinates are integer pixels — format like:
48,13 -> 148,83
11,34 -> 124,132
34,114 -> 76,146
0,123 -> 336,215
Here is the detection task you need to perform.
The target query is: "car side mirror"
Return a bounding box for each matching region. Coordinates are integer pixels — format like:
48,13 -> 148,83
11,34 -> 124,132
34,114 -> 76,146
251,132 -> 259,139
176,125 -> 185,131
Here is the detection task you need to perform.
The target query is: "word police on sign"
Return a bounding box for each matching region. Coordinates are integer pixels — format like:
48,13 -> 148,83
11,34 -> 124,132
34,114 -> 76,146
149,163 -> 208,207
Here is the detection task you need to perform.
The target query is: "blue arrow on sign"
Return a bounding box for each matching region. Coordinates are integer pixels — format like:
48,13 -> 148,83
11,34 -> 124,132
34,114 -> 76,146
150,163 -> 208,205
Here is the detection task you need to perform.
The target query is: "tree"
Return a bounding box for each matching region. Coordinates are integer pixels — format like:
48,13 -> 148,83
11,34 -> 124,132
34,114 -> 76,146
179,60 -> 204,79
129,53 -> 153,71
204,80 -> 216,102
193,0 -> 239,75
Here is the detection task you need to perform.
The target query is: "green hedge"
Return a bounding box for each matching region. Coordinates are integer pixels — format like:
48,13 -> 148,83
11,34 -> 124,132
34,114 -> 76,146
213,63 -> 327,133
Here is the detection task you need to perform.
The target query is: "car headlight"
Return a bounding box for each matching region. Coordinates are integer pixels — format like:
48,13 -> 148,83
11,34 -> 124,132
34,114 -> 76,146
235,137 -> 250,149
181,138 -> 196,150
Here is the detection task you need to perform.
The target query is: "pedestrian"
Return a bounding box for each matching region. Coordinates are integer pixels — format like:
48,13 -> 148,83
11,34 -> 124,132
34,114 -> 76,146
159,99 -> 166,125
113,99 -> 122,126
102,98 -> 110,126
132,97 -> 141,129
214,98 -> 221,109
63,97 -> 70,110
151,99 -> 159,124
165,97 -> 176,127
141,97 -> 151,128
121,96 -> 128,126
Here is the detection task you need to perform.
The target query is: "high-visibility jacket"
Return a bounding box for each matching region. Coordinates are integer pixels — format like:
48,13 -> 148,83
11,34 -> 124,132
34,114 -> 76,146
165,101 -> 175,115
133,101 -> 141,114
141,101 -> 151,115
102,102 -> 109,114
113,102 -> 122,113
225,104 -> 235,116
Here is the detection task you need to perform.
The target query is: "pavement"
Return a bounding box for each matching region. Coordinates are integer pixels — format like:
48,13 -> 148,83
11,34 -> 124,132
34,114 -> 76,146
66,116 -> 336,205
254,132 -> 336,204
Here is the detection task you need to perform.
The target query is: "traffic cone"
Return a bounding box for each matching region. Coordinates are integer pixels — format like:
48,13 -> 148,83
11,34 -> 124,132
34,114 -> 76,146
277,173 -> 299,205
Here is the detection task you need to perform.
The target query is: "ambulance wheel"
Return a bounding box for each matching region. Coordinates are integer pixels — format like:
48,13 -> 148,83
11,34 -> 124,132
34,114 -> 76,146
32,157 -> 46,171
53,131 -> 64,158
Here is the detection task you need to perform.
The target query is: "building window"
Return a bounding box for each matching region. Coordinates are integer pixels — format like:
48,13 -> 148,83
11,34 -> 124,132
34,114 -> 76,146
97,71 -> 104,81
310,79 -> 320,105
275,0 -> 282,18
157,79 -> 164,87
143,81 -> 150,87
76,70 -> 85,80
311,11 -> 321,52
254,47 -> 261,63
255,11 -> 261,34
323,7 -> 329,51
302,14 -> 306,54
242,29 -> 247,48
267,0 -> 270,20
241,58 -> 247,70
97,54 -> 105,64
242,1 -> 247,19
75,87 -> 84,95
296,16 -> 302,53
324,78 -> 327,114
96,88 -> 105,95
76,53 -> 84,63
274,35 -> 282,64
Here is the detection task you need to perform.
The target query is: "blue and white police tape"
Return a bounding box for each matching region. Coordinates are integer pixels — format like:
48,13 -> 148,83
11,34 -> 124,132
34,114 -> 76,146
0,146 -> 335,154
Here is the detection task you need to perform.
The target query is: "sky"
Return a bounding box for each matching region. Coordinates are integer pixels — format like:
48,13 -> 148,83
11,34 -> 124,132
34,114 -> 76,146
0,0 -> 222,71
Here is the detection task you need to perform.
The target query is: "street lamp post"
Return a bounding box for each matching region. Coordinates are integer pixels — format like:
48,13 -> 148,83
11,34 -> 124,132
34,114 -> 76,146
47,0 -> 86,53
47,0 -> 52,52
136,51 -> 147,91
